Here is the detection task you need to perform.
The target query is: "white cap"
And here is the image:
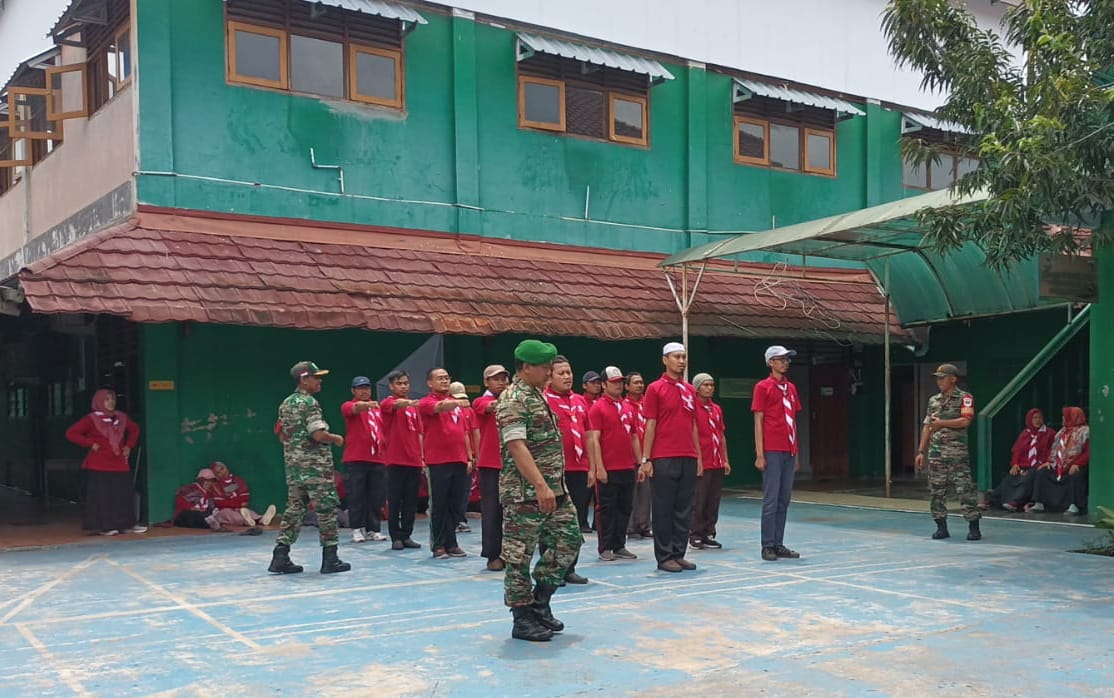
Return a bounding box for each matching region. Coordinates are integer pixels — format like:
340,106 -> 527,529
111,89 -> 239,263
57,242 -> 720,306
764,345 -> 797,364
662,341 -> 686,356
602,366 -> 624,382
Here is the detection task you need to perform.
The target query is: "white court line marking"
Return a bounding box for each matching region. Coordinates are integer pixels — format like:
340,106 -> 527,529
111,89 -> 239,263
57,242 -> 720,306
14,623 -> 91,697
107,560 -> 262,650
0,554 -> 103,624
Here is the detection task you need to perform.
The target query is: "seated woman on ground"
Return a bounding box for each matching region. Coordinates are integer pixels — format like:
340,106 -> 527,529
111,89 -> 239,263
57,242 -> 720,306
1028,406 -> 1090,515
209,460 -> 277,529
989,408 -> 1054,511
173,469 -> 223,530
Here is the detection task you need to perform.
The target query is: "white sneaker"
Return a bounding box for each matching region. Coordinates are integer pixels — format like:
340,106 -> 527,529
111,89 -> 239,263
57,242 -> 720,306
99,529 -> 119,536
368,531 -> 388,541
352,527 -> 367,543
1067,504 -> 1080,514
261,504 -> 277,526
239,507 -> 256,527
205,514 -> 221,530
125,525 -> 148,534
1030,502 -> 1045,512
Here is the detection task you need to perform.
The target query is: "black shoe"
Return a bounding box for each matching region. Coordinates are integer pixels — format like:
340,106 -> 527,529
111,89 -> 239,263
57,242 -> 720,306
564,571 -> 589,585
689,537 -> 706,549
531,583 -> 564,632
402,538 -> 422,549
511,605 -> 553,642
967,520 -> 982,541
391,540 -> 404,550
579,526 -> 594,534
320,545 -> 351,574
447,546 -> 468,558
773,545 -> 799,559
932,519 -> 950,540
702,538 -> 723,549
267,544 -> 304,574
761,547 -> 777,561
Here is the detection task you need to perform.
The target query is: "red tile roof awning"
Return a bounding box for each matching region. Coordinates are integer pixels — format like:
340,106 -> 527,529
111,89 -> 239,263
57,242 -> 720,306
18,210 -> 900,343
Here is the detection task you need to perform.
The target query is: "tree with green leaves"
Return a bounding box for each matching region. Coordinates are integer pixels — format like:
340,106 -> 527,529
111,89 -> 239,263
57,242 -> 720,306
882,0 -> 1114,265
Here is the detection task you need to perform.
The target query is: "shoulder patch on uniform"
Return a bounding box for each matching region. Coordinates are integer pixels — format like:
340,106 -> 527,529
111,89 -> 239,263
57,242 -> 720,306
962,396 -> 973,407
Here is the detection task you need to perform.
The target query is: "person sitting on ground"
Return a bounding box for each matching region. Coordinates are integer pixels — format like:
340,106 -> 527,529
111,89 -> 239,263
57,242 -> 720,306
173,469 -> 223,530
1028,406 -> 1090,514
989,408 -> 1054,511
209,460 -> 277,529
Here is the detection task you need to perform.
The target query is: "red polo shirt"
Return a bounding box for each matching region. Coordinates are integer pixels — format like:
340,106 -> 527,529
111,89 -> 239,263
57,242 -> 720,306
751,375 -> 802,455
696,398 -> 726,470
643,374 -> 698,459
419,393 -> 469,465
624,395 -> 647,444
380,397 -> 423,467
340,401 -> 385,464
544,389 -> 590,472
473,393 -> 502,469
588,394 -> 637,471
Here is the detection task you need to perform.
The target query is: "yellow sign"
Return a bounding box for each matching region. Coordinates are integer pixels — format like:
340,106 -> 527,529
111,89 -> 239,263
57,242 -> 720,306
148,380 -> 176,391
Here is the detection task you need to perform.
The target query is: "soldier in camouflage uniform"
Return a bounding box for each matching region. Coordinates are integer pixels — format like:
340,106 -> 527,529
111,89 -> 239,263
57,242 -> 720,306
268,361 -> 352,575
915,363 -> 982,541
496,339 -> 583,642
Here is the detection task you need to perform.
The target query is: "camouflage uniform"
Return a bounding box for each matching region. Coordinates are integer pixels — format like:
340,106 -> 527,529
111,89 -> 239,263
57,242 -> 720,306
924,389 -> 981,522
275,389 -> 340,547
497,375 -> 582,608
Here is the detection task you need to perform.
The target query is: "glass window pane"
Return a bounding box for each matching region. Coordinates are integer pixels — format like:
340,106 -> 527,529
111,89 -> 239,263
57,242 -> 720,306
769,123 -> 800,170
806,132 -> 832,171
523,81 -> 561,125
902,158 -> 927,188
291,35 -> 344,97
355,50 -> 398,102
953,155 -> 978,181
235,29 -> 282,82
737,121 -> 765,159
117,28 -> 132,83
612,96 -> 644,140
566,86 -> 604,138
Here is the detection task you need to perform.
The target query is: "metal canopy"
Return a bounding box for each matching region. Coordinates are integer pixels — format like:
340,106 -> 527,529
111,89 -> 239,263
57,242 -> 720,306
516,33 -> 675,83
733,78 -> 865,117
901,111 -> 970,135
221,0 -> 427,27
661,187 -> 1051,327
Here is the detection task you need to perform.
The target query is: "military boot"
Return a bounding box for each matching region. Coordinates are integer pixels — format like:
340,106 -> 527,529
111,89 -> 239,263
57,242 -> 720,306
531,584 -> 564,632
267,544 -> 303,574
967,520 -> 982,541
511,605 -> 553,642
931,518 -> 950,540
320,545 -> 352,574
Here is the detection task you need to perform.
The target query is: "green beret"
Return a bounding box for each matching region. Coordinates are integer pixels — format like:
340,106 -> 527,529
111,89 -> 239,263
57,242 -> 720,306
514,339 -> 558,365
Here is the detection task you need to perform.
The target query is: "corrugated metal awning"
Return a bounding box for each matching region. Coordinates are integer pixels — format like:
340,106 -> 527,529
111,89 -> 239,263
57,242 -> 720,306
221,0 -> 427,26
733,78 -> 865,117
516,33 -> 674,83
901,111 -> 970,135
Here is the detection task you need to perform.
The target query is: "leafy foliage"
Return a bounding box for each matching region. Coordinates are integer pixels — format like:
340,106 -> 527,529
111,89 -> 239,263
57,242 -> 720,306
882,0 -> 1114,266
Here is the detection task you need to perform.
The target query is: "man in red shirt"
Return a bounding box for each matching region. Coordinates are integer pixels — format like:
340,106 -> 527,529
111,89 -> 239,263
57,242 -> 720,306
623,372 -> 652,539
341,376 -> 388,543
450,381 -> 480,534
420,367 -> 474,559
639,342 -> 702,573
581,371 -> 602,407
752,345 -> 803,562
588,366 -> 642,561
690,373 -> 730,550
473,364 -> 510,571
545,355 -> 592,584
380,370 -> 424,551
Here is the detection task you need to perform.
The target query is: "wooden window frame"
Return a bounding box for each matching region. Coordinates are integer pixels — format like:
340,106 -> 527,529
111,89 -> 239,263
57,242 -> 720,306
227,21 -> 290,90
7,88 -> 60,141
46,64 -> 90,121
348,44 -> 403,109
608,92 -> 648,147
802,127 -> 836,176
518,76 -> 566,132
113,22 -> 133,91
0,134 -> 32,168
733,115 -> 769,166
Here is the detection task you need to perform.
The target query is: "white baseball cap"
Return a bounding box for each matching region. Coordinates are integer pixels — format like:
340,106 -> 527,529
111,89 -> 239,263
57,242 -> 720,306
602,366 -> 624,382
662,341 -> 686,356
764,345 -> 797,364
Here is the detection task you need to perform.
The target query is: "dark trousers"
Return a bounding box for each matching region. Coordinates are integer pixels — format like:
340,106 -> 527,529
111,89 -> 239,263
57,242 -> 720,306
650,457 -> 698,563
566,470 -> 593,530
596,469 -> 636,552
346,461 -> 386,533
480,468 -> 503,560
386,465 -> 421,541
761,451 -> 796,548
427,462 -> 467,551
1032,468 -> 1088,512
174,510 -> 210,529
691,468 -> 725,540
628,477 -> 652,534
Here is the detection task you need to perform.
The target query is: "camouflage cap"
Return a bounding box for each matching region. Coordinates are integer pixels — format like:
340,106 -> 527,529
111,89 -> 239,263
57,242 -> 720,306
932,363 -> 960,378
514,339 -> 558,365
291,361 -> 329,380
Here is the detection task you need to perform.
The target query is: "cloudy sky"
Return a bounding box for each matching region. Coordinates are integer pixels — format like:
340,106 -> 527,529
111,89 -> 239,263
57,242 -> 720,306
0,0 -> 71,83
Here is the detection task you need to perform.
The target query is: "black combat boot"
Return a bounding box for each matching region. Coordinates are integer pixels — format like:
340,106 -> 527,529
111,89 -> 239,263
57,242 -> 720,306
320,545 -> 352,574
267,544 -> 303,574
967,519 -> 982,541
511,605 -> 553,642
931,518 -> 950,540
531,584 -> 564,632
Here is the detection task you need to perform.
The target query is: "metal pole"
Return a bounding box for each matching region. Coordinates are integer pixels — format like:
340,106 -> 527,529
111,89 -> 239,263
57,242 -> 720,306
884,258 -> 892,498
681,265 -> 690,382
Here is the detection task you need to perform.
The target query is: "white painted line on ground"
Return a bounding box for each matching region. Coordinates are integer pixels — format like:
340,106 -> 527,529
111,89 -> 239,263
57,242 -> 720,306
14,623 -> 91,697
0,553 -> 103,625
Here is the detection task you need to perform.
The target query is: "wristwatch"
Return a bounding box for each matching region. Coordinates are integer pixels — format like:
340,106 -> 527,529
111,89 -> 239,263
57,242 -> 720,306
640,457 -> 650,464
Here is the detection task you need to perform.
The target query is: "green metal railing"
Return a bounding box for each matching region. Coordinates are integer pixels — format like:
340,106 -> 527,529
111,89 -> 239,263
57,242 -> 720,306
975,304 -> 1091,489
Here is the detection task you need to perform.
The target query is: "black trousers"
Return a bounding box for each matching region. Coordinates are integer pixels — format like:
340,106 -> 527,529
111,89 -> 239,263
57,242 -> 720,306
346,461 -> 386,533
386,465 -> 421,541
174,510 -> 210,529
650,457 -> 698,564
1032,468 -> 1088,511
566,470 -> 593,530
691,468 -> 725,540
479,468 -> 503,560
427,462 -> 468,551
596,469 -> 636,552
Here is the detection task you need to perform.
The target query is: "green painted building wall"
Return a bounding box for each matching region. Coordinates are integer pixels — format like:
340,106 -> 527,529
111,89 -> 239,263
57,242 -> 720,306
1090,244 -> 1114,512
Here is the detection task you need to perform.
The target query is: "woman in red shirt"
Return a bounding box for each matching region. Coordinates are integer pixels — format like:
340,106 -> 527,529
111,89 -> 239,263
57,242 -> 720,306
65,389 -> 143,535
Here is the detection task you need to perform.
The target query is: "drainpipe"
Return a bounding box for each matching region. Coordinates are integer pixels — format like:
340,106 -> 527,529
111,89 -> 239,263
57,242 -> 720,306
884,258 -> 892,497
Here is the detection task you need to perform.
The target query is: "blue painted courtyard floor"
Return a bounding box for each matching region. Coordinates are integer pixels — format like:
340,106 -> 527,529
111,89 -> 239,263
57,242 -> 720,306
2,497 -> 1112,697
